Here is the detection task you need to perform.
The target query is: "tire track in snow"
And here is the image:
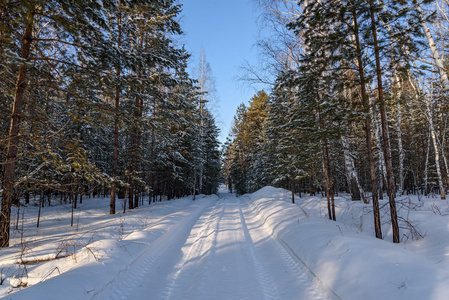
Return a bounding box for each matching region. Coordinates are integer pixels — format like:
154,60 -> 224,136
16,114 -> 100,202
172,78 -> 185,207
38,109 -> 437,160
163,200 -> 226,299
242,196 -> 341,300
272,235 -> 342,300
237,198 -> 281,300
90,199 -> 215,300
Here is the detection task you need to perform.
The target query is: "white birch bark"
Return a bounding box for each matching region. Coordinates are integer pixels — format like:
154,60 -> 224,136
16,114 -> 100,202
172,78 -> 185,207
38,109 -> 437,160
369,93 -> 387,193
425,91 -> 446,199
424,131 -> 431,195
393,74 -> 405,196
418,5 -> 449,93
439,137 -> 449,192
396,101 -> 405,196
408,55 -> 446,199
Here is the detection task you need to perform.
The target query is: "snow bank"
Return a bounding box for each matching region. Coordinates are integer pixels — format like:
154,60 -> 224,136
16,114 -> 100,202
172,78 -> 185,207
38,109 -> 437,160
247,186 -> 449,300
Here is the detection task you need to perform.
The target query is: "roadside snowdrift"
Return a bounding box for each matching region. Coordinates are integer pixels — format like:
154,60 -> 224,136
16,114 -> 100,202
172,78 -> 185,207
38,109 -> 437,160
247,186 -> 449,300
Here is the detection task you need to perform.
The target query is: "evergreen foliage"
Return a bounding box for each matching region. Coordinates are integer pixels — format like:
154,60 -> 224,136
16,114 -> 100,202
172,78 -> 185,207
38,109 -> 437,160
225,0 -> 449,243
0,0 -> 221,248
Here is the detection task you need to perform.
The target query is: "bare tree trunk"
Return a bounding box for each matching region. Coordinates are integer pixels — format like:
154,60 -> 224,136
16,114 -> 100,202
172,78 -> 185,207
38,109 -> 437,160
326,144 -> 336,221
321,144 -> 332,221
37,190 -> 43,228
123,185 -> 128,214
128,174 -> 134,209
341,133 -> 364,201
352,7 -> 382,239
71,182 -> 75,227
380,5 -> 406,199
132,63 -> 143,209
418,5 -> 449,93
370,4 -> 399,243
440,138 -> 449,193
198,48 -> 206,195
424,130 -> 431,195
370,95 -> 387,197
128,158 -> 134,209
0,9 -> 34,247
193,169 -> 197,201
110,5 -> 122,214
134,32 -> 144,207
291,178 -> 295,204
396,98 -> 405,197
426,89 -> 446,199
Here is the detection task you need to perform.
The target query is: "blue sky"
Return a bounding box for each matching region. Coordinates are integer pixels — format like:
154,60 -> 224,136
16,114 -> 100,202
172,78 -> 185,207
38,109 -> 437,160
180,0 -> 267,144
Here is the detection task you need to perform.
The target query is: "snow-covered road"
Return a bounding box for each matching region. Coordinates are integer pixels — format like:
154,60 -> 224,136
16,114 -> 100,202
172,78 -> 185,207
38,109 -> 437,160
93,191 -> 335,300
6,186 -> 449,299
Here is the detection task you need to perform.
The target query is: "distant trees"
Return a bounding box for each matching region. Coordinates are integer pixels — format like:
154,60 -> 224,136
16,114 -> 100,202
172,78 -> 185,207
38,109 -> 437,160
191,48 -> 221,197
0,0 -> 221,248
223,91 -> 269,195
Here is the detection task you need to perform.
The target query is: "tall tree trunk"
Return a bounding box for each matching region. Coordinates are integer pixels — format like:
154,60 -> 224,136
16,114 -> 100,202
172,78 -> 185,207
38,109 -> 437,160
71,181 -> 75,227
132,68 -> 143,209
134,31 -> 144,208
291,177 -> 295,204
341,133 -> 364,202
352,7 -> 382,239
426,90 -> 446,199
110,5 -> 122,214
383,17 -> 405,198
370,4 -> 400,243
0,9 -> 34,248
37,190 -> 43,228
395,83 -> 405,197
326,144 -> 336,221
321,144 -> 332,221
319,109 -> 334,221
418,5 -> 449,93
424,130 -> 431,196
128,151 -> 134,210
440,137 -> 449,193
128,172 -> 134,210
370,97 -> 387,197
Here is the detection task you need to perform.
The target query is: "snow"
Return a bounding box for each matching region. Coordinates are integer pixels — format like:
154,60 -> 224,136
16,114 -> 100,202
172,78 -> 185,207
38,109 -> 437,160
1,186 -> 449,299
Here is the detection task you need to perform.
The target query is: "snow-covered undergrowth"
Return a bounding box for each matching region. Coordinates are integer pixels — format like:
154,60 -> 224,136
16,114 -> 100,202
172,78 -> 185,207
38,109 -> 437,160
246,186 -> 449,300
1,187 -> 449,299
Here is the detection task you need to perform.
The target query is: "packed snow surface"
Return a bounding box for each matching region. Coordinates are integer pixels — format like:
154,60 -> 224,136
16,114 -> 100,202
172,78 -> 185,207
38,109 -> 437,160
1,186 -> 449,299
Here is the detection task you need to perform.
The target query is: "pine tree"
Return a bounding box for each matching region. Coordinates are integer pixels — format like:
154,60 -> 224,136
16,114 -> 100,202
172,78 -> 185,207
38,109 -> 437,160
0,0 -> 112,248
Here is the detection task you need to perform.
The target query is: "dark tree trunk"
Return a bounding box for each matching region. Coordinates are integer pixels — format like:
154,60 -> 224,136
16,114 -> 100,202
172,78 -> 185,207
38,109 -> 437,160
321,143 -> 333,221
318,107 -> 335,221
37,190 -> 43,228
325,143 -> 336,221
71,186 -> 74,227
291,178 -> 295,204
25,192 -> 30,204
128,182 -> 134,209
370,4 -> 399,243
350,177 -> 361,201
110,6 -> 122,215
352,7 -> 382,239
0,10 -> 34,247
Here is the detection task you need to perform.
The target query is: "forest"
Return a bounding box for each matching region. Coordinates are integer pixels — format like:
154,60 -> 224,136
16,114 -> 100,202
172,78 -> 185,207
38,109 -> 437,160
2,0 -> 449,250
3,0 -> 449,298
223,0 -> 449,244
0,0 -> 221,248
